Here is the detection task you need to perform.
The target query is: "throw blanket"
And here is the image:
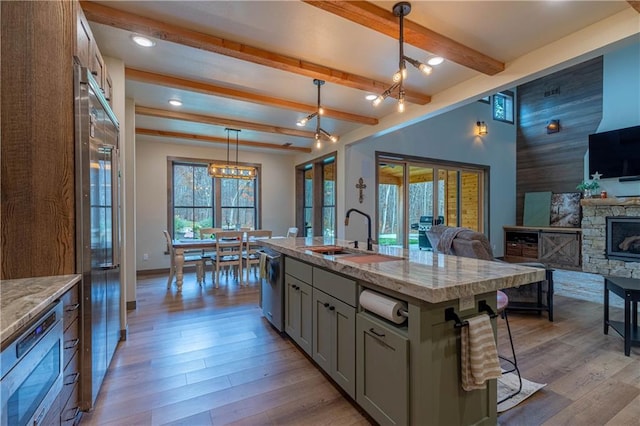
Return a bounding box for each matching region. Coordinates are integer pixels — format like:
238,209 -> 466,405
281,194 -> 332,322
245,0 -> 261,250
461,315 -> 502,391
436,226 -> 467,254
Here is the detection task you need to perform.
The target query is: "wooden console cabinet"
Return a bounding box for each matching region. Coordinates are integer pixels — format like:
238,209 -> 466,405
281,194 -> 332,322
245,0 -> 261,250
503,226 -> 582,270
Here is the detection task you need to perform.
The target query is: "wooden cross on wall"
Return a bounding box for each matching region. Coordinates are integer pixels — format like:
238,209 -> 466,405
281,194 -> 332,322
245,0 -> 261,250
356,177 -> 366,203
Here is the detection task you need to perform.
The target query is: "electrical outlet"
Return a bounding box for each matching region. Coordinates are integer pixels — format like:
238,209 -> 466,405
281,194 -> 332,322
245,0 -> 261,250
143,253 -> 149,261
459,295 -> 475,311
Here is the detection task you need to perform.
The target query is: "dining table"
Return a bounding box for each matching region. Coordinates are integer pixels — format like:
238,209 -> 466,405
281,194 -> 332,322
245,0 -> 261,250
171,235 -> 274,290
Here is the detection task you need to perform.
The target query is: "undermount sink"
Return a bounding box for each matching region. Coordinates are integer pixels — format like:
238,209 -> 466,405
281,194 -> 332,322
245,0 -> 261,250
299,245 -> 352,255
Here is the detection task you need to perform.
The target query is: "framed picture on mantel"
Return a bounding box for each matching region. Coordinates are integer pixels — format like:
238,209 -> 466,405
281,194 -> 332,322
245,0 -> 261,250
550,192 -> 582,227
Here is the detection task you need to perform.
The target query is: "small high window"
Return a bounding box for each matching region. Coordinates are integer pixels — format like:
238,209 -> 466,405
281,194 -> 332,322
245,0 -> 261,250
493,90 -> 514,124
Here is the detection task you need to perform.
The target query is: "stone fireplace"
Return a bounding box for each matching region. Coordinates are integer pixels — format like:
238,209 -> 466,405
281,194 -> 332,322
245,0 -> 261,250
581,198 -> 640,278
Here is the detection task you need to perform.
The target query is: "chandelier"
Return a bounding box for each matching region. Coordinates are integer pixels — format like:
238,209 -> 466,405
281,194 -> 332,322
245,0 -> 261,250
372,2 -> 441,113
208,128 -> 256,180
297,79 -> 338,149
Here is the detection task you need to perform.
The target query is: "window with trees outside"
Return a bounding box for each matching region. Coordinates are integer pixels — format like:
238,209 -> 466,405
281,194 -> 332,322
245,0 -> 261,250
296,153 -> 336,238
169,158 -> 259,238
493,90 -> 514,124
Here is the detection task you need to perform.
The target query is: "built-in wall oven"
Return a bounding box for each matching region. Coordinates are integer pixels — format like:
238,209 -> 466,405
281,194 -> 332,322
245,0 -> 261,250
1,301 -> 64,426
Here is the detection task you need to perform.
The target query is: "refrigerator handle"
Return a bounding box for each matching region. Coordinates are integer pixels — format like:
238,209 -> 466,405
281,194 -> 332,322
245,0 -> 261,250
111,147 -> 121,267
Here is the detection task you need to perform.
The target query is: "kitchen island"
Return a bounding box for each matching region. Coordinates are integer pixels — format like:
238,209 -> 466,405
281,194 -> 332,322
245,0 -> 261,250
261,237 -> 545,426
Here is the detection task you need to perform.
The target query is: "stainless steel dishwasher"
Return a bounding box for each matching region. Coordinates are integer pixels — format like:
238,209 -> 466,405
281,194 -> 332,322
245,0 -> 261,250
260,248 -> 284,332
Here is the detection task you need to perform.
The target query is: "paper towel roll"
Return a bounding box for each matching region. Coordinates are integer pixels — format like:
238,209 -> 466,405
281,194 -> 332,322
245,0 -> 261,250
359,290 -> 407,324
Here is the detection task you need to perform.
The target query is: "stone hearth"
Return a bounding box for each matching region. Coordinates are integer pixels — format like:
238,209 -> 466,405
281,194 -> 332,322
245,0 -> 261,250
581,197 -> 640,278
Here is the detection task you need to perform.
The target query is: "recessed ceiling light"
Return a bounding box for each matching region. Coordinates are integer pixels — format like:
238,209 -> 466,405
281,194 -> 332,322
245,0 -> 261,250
365,94 -> 378,101
168,99 -> 182,106
427,56 -> 444,66
131,35 -> 155,47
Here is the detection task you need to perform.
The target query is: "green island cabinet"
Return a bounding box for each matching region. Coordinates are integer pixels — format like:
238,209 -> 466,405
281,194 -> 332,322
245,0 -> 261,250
312,268 -> 357,398
284,257 -> 313,355
283,255 -> 497,426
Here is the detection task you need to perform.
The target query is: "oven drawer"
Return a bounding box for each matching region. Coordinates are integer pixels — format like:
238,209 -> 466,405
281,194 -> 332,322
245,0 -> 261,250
61,382 -> 80,426
60,350 -> 80,412
63,318 -> 80,370
62,284 -> 80,331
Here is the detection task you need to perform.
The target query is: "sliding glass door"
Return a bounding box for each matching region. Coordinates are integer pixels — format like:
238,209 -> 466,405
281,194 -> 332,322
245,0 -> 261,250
377,153 -> 486,249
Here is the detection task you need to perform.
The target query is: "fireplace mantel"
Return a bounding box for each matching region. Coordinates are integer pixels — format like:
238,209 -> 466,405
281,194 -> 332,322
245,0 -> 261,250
581,197 -> 640,207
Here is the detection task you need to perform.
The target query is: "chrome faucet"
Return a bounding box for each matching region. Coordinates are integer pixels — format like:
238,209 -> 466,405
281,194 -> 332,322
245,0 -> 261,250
345,208 -> 373,251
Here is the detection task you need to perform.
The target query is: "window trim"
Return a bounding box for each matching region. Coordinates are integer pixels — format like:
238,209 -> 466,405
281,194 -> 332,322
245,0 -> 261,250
375,151 -> 490,249
295,151 -> 337,238
167,155 -> 262,237
492,90 -> 515,124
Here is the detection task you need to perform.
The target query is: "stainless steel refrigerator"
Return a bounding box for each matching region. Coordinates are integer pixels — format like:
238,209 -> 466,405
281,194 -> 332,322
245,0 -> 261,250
74,63 -> 121,411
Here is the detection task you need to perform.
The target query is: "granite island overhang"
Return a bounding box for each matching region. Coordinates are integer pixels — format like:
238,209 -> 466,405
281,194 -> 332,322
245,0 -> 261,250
261,236 -> 545,304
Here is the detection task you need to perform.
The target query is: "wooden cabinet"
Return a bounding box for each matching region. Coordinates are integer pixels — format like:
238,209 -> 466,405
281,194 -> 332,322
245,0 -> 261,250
312,288 -> 356,398
60,283 -> 81,425
41,283 -> 82,426
75,4 -> 111,104
356,312 -> 409,426
539,231 -> 581,268
504,226 -> 581,270
284,274 -> 313,355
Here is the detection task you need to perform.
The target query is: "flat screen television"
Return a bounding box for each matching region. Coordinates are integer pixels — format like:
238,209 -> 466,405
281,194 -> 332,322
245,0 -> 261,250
588,125 -> 640,180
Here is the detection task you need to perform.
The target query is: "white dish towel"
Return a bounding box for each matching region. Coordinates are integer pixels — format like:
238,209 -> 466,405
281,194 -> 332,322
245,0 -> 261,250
461,314 -> 502,391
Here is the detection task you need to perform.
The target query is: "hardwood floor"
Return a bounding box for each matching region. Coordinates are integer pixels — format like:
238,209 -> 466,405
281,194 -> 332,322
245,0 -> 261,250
80,271 -> 639,425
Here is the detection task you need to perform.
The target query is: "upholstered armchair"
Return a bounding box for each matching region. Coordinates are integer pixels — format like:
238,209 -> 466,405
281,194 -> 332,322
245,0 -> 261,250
426,225 -> 554,321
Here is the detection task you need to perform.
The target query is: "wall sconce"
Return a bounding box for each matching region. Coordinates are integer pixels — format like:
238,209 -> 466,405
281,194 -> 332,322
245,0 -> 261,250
476,121 -> 488,136
546,119 -> 560,134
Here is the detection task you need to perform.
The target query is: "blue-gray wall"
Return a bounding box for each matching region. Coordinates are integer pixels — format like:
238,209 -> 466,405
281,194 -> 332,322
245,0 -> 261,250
345,98 -> 517,256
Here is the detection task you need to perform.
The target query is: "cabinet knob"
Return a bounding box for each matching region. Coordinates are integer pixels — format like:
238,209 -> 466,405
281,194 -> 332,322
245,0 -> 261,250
329,306 -> 335,311
323,302 -> 330,308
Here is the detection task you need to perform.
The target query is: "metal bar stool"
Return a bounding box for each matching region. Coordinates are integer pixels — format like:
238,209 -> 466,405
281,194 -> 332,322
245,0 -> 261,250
497,290 -> 522,404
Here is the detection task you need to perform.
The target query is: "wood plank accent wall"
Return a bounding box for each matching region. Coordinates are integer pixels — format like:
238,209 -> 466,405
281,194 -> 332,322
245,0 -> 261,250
515,57 -> 603,225
1,1 -> 76,278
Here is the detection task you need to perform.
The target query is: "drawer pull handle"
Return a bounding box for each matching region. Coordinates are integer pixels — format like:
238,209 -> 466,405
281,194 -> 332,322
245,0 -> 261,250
63,407 -> 80,422
369,328 -> 385,338
64,338 -> 80,350
65,303 -> 80,312
64,372 -> 80,386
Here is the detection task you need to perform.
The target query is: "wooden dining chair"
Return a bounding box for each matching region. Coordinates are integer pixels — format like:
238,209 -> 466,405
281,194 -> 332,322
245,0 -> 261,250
163,230 -> 204,288
243,230 -> 272,281
210,230 -> 244,287
198,227 -> 222,262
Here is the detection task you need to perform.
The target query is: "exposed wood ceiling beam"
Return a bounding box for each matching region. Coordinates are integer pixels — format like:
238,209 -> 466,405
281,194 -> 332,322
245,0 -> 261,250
126,68 -> 378,125
80,1 -> 431,104
628,1 -> 640,13
303,1 -> 505,76
136,128 -> 312,153
135,106 -> 316,139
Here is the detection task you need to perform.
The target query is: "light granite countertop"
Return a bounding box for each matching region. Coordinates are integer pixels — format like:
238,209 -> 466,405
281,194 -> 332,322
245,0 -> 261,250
1,274 -> 81,345
261,237 -> 545,304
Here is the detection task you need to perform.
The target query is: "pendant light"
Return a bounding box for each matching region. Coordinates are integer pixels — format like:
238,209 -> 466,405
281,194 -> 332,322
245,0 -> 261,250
208,128 -> 256,180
